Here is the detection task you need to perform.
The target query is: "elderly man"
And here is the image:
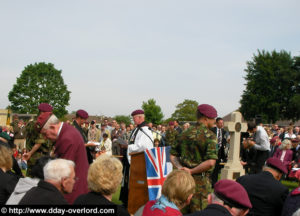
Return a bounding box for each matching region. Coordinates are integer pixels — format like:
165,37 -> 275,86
19,159 -> 76,205
120,109 -> 153,207
35,112 -> 88,204
237,157 -> 289,216
127,109 -> 154,162
186,179 -> 252,216
170,104 -> 218,212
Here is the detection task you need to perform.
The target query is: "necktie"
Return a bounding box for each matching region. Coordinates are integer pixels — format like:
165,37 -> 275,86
218,128 -> 222,146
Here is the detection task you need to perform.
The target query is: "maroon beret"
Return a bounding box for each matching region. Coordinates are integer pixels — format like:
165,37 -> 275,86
291,138 -> 300,143
168,121 -> 175,126
266,157 -> 288,174
76,109 -> 89,119
214,179 -> 252,209
197,104 -> 217,119
36,112 -> 53,132
38,103 -> 53,112
131,109 -> 144,116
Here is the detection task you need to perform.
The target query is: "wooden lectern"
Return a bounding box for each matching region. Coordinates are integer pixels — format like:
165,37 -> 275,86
128,152 -> 149,214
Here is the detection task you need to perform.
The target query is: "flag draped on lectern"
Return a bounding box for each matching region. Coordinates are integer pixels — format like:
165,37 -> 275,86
144,146 -> 172,200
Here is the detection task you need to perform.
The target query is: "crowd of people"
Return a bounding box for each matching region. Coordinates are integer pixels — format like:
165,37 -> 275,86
0,102 -> 300,216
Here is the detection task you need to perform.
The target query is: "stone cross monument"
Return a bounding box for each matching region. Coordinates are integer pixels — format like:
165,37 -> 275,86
220,111 -> 247,180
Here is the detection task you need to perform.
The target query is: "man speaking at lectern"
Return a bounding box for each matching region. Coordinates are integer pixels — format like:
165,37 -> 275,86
120,109 -> 154,207
127,109 -> 154,163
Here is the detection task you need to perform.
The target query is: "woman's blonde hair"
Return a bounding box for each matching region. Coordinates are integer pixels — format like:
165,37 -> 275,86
0,145 -> 13,171
280,139 -> 291,150
162,170 -> 195,208
87,155 -> 123,195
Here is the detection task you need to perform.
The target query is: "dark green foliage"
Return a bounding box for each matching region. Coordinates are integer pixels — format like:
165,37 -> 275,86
114,115 -> 132,126
240,50 -> 300,123
171,99 -> 198,121
142,99 -> 164,125
8,62 -> 70,118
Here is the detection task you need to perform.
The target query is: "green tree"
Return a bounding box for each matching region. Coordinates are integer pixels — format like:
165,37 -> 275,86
114,115 -> 132,126
240,50 -> 300,123
142,99 -> 164,125
171,99 -> 198,121
8,62 -> 71,118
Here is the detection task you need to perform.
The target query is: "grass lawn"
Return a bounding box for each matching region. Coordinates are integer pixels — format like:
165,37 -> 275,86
281,180 -> 299,191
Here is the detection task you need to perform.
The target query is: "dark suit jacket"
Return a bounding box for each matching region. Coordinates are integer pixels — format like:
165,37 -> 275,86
55,123 -> 89,204
73,120 -> 93,164
185,204 -> 232,216
74,191 -> 130,216
0,169 -> 18,204
237,171 -> 289,216
19,180 -> 68,205
211,127 -> 227,160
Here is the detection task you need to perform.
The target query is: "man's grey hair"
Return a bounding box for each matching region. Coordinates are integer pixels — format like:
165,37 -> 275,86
43,159 -> 75,182
211,192 -> 224,204
263,165 -> 282,174
43,114 -> 60,130
211,192 -> 245,214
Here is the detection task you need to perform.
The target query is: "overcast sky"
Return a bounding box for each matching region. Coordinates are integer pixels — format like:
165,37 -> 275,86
1,1 -> 299,119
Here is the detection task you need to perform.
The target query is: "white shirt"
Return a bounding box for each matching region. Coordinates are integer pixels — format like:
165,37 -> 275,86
253,126 -> 271,151
127,126 -> 154,163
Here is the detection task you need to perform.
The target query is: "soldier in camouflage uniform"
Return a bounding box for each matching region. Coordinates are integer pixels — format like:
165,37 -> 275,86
25,120 -> 52,176
170,104 -> 218,213
24,103 -> 53,177
165,121 -> 179,146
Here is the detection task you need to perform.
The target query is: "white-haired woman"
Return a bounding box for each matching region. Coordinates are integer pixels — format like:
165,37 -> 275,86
273,139 -> 293,169
74,155 -> 129,216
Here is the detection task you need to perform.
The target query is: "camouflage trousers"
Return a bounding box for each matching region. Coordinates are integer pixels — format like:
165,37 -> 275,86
189,173 -> 212,213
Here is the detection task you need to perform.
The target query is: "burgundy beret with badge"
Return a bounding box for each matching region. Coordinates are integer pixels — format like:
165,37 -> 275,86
197,104 -> 217,119
38,103 -> 53,112
292,138 -> 300,143
76,109 -> 89,119
36,112 -> 53,132
266,157 -> 288,174
131,109 -> 144,116
214,179 -> 252,209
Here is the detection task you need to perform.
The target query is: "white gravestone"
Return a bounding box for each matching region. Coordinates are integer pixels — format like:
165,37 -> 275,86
220,111 -> 247,180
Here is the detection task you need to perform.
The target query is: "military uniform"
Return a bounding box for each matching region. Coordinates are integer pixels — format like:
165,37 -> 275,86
164,128 -> 178,146
170,122 -> 218,212
25,120 -> 52,177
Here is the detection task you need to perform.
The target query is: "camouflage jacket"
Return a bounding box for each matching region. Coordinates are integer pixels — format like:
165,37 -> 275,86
170,122 -> 218,169
165,128 -> 179,146
25,120 -> 51,153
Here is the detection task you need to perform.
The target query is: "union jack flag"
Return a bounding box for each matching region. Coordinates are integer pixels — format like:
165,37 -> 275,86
144,146 -> 172,200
